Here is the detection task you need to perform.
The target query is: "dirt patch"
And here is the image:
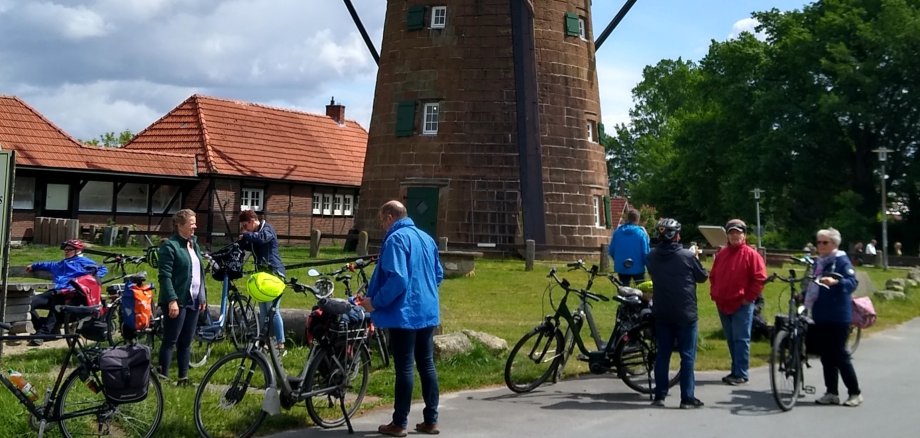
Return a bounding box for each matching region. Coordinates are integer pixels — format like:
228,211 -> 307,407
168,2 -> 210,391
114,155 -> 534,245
1,338 -> 69,357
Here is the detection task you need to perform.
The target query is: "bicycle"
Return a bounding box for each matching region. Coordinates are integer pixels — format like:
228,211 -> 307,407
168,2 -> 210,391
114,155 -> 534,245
188,242 -> 259,368
99,254 -> 152,347
193,277 -> 372,437
0,306 -> 163,437
323,256 -> 390,368
504,266 -> 679,395
766,269 -> 816,411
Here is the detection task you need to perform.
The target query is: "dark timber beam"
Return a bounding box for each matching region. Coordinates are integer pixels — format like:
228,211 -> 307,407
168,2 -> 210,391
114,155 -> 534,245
510,0 -> 546,244
595,0 -> 637,51
343,0 -> 380,65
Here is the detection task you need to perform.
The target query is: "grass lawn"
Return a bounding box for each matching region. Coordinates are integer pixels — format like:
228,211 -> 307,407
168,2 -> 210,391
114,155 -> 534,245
1,243 -> 917,436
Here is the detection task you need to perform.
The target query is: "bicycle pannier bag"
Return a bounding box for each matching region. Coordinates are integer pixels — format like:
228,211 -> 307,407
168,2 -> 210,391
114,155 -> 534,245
65,274 -> 104,310
851,296 -> 877,329
121,280 -> 155,339
100,344 -> 151,404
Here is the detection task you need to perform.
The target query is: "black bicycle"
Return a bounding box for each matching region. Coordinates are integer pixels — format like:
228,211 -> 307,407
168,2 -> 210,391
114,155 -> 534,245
324,256 -> 390,368
0,306 -> 163,437
504,266 -> 679,395
766,269 -> 816,411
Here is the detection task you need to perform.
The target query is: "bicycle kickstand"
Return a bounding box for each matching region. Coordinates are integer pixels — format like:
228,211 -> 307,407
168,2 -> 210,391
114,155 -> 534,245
340,396 -> 354,434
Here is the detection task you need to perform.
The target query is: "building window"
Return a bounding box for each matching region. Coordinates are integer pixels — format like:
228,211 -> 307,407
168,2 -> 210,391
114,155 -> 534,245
117,183 -> 148,213
322,193 -> 332,215
343,195 -> 353,216
593,196 -> 603,228
151,185 -> 181,214
423,102 -> 439,135
46,183 -> 69,210
79,181 -> 113,212
578,17 -> 586,40
431,6 -> 447,28
564,12 -> 580,37
586,120 -> 597,142
13,176 -> 35,209
241,188 -> 263,211
312,195 -> 321,214
333,195 -> 343,215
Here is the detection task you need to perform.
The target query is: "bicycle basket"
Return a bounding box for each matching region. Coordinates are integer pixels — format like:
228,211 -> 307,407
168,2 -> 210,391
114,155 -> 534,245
211,245 -> 245,281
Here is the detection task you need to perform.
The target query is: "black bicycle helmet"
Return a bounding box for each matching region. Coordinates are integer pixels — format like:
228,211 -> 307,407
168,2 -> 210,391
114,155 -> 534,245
656,218 -> 682,241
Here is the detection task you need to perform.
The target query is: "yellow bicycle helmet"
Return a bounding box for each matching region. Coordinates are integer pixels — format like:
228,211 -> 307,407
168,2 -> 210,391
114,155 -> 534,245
636,280 -> 654,301
247,272 -> 286,302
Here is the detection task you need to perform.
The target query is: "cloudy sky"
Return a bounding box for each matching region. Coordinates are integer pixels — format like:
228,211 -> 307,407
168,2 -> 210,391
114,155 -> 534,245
0,0 -> 809,141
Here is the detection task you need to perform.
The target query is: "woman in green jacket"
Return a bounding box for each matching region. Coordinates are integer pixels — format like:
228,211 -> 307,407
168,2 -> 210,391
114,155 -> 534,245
157,209 -> 207,385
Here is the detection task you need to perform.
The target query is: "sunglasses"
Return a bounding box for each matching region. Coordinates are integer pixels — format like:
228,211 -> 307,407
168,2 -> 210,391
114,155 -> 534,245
816,240 -> 832,245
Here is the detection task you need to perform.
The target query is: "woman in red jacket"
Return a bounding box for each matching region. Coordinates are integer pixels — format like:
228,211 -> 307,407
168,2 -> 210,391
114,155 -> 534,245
709,219 -> 767,385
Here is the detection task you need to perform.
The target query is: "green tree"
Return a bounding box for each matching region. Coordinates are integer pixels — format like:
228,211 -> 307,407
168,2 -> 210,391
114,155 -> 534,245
82,130 -> 134,147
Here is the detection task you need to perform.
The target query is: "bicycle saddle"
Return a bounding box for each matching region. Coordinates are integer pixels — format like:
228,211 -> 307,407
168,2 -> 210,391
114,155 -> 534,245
618,286 -> 644,299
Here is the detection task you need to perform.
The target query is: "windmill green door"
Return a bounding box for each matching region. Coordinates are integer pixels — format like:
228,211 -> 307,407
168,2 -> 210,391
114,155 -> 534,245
406,187 -> 438,238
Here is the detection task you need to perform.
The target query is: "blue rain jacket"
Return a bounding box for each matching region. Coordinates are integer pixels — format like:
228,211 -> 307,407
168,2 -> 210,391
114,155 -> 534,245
31,255 -> 108,290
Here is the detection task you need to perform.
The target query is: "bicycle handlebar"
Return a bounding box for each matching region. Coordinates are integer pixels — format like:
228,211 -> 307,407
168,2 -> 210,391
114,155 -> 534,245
546,267 -> 609,302
103,254 -> 146,265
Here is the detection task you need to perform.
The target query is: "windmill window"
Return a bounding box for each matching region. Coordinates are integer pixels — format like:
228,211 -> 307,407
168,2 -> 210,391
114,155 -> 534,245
422,102 -> 439,135
431,6 -> 447,28
578,17 -> 587,40
593,196 -> 603,228
586,119 -> 597,142
396,101 -> 416,137
407,5 -> 425,31
564,12 -> 580,37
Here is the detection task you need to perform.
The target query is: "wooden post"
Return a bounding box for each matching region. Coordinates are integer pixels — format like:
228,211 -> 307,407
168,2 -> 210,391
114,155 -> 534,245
438,237 -> 448,251
525,239 -> 535,271
120,226 -> 132,246
599,243 -> 610,272
310,229 -> 322,258
357,231 -> 368,257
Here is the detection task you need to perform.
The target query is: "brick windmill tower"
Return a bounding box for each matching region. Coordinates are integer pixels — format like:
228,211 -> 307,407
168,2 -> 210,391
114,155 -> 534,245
354,1 -> 613,252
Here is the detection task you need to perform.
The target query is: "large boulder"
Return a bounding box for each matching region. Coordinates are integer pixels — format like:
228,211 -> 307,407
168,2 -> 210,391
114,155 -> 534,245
885,278 -> 907,292
462,329 -> 508,353
875,290 -> 907,301
433,332 -> 472,360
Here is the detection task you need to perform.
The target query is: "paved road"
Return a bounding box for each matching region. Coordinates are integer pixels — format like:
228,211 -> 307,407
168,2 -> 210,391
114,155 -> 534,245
270,318 -> 919,437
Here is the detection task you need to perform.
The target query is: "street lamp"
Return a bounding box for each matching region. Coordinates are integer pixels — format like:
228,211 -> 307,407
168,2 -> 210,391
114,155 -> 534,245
872,148 -> 892,270
750,188 -> 764,248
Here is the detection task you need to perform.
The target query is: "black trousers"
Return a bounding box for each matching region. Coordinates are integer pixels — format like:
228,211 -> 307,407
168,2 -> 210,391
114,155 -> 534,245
811,322 -> 861,396
30,290 -> 65,334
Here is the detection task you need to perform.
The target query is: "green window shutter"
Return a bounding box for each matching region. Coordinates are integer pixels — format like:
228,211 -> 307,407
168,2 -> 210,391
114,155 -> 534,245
407,6 -> 425,31
396,101 -> 416,137
598,122 -> 605,140
564,12 -> 580,37
603,195 -> 612,229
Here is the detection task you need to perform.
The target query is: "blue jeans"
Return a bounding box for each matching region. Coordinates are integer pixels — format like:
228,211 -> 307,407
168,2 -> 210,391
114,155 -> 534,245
389,327 -> 439,427
654,320 -> 698,402
719,302 -> 754,379
259,298 -> 285,344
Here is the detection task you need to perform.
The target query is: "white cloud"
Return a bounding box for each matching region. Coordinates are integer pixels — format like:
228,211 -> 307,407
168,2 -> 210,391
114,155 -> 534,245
21,2 -> 109,39
597,61 -> 643,128
729,17 -> 767,41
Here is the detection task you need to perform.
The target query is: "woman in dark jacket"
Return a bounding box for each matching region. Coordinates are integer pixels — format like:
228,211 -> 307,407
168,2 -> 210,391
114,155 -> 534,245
809,227 -> 862,407
157,209 -> 207,385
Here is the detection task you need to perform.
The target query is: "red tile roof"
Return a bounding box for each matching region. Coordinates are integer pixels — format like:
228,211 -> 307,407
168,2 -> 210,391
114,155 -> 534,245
0,95 -> 197,178
610,197 -> 631,225
125,95 -> 368,186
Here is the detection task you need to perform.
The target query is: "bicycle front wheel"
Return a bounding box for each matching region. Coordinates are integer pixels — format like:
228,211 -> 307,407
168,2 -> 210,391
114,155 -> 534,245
770,329 -> 801,411
846,325 -> 861,355
614,326 -> 680,394
504,326 -> 564,393
229,295 -> 258,350
194,351 -> 271,438
57,366 -> 164,438
305,346 -> 371,428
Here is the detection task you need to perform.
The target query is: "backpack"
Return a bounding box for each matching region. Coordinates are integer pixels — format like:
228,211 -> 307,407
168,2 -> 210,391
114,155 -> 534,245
121,276 -> 155,339
99,344 -> 151,404
851,296 -> 877,329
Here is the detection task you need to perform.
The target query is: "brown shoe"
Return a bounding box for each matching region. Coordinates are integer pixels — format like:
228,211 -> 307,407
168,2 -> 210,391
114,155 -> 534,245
415,422 -> 440,435
378,423 -> 407,437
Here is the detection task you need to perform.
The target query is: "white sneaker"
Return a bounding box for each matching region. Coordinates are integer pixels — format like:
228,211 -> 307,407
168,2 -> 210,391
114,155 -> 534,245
815,393 -> 840,405
843,394 -> 863,407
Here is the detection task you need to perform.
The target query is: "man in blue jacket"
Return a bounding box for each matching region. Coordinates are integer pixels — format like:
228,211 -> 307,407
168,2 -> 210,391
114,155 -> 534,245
28,239 -> 107,345
360,200 -> 443,437
608,209 -> 650,285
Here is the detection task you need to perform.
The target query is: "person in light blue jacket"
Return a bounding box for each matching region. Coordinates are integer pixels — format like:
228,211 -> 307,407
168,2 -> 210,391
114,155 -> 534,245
360,200 -> 443,437
608,209 -> 650,285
